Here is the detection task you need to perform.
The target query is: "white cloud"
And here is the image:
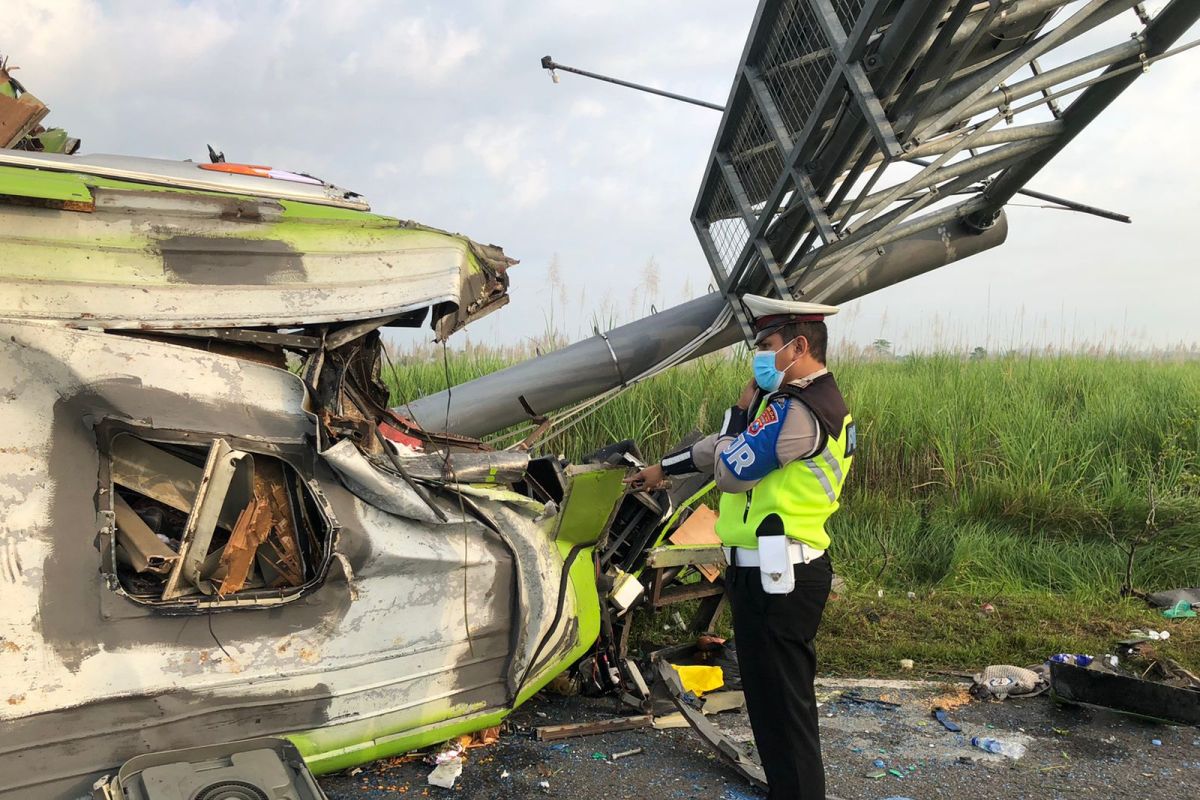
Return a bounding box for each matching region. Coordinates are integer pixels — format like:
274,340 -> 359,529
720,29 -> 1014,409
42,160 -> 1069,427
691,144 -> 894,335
569,98 -> 607,118
421,143 -> 458,176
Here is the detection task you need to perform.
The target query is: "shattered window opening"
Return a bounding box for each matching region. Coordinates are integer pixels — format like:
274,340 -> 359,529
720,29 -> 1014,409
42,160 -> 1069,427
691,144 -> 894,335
104,431 -> 335,610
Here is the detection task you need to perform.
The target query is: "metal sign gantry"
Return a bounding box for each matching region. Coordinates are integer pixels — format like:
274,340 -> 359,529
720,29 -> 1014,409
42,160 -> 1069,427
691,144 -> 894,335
692,0 -> 1200,341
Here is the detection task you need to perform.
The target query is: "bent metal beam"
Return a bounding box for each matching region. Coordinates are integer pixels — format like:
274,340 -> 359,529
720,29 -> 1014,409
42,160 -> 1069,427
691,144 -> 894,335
402,214 -> 1007,438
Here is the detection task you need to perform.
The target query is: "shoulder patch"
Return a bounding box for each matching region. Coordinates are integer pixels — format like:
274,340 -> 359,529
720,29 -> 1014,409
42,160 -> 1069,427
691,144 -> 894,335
746,401 -> 782,436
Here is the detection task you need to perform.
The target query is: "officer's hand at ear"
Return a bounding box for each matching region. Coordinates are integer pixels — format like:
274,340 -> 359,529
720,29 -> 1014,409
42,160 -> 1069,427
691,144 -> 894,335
625,463 -> 666,491
737,378 -> 759,410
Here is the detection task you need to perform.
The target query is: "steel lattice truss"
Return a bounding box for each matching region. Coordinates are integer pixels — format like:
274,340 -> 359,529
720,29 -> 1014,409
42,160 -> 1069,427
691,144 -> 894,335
692,0 -> 1199,340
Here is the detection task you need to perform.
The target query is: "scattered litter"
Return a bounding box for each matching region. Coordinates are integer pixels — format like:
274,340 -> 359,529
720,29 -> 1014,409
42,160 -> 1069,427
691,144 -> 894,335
887,768 -> 904,777
899,659 -> 914,671
460,726 -> 500,749
906,591 -> 916,600
1151,739 -> 1162,747
971,664 -> 1045,700
873,758 -> 886,768
670,663 -> 725,695
840,691 -> 902,712
980,602 -> 996,615
610,747 -> 644,761
651,713 -> 691,730
1129,629 -> 1172,640
1162,600 -> 1197,619
539,780 -> 551,791
500,769 -> 510,778
426,757 -> 462,789
430,744 -> 464,765
932,708 -> 961,732
1049,653 -> 1094,667
970,736 -> 1026,759
882,796 -> 916,800
1147,587 -> 1200,611
865,770 -> 887,779
548,743 -> 571,752
591,753 -> 606,760
702,689 -> 746,715
721,788 -> 762,800
927,685 -> 973,712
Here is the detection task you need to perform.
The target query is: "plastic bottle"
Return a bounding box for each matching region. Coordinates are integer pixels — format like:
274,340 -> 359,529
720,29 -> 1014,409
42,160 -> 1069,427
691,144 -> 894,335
1049,653 -> 1093,667
970,736 -> 1026,759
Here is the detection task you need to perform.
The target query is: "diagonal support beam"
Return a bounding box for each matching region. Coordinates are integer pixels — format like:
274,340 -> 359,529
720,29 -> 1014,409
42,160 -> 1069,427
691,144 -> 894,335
743,66 -> 793,152
912,0 -> 1111,143
809,0 -> 904,158
970,0 -> 1200,225
792,167 -> 839,244
716,155 -> 791,298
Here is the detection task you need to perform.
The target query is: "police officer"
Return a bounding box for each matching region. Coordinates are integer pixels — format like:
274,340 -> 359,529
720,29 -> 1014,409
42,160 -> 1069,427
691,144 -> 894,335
628,294 -> 854,800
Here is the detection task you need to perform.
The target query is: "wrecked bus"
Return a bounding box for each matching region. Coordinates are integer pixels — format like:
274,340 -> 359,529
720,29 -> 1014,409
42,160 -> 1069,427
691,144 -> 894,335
0,150 -> 630,797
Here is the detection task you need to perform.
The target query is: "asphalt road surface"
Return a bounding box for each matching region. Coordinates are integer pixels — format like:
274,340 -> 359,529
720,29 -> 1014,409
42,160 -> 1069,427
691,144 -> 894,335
321,677 -> 1200,800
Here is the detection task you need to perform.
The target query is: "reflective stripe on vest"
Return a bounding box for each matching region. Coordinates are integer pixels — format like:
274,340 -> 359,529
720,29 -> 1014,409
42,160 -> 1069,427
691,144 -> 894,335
715,411 -> 854,550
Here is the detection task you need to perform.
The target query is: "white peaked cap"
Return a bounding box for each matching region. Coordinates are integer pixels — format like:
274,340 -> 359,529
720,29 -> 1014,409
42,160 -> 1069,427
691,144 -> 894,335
740,294 -> 840,320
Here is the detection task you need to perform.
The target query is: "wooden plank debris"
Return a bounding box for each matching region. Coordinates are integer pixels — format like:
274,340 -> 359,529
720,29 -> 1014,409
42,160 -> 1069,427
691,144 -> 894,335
534,714 -> 653,741
217,497 -> 271,595
667,505 -> 723,581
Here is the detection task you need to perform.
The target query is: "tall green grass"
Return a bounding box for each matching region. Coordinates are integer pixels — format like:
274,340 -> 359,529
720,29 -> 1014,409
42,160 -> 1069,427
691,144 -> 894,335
386,351 -> 1200,598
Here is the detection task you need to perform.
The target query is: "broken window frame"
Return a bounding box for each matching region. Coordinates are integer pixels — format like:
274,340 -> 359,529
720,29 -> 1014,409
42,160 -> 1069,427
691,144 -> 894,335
96,421 -> 339,612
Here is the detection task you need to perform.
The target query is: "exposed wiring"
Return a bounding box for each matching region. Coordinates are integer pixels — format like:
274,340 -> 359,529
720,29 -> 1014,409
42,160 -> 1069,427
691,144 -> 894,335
206,608 -> 234,661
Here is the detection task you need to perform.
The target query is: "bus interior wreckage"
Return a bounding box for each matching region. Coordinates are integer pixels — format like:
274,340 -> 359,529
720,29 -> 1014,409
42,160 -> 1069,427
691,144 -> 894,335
3,0 -> 1199,797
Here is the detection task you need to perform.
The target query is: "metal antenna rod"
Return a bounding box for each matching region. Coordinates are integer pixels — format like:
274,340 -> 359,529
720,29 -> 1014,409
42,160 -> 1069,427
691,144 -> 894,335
907,157 -> 1130,224
540,54 -> 1128,224
540,55 -> 724,111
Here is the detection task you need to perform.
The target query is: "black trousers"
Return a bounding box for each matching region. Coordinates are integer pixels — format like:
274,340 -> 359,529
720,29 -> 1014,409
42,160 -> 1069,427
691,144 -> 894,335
727,555 -> 833,800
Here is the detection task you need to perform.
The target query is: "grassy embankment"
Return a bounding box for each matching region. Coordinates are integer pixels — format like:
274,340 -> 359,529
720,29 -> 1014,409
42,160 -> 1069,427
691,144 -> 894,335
387,352 -> 1200,675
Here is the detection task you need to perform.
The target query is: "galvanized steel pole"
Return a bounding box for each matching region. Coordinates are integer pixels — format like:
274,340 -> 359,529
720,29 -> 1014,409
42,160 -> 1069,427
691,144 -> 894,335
402,216 -> 1008,438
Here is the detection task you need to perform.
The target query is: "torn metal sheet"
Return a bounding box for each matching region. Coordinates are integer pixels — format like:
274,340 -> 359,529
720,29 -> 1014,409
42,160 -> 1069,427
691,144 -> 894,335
111,436 -> 203,517
113,495 -> 178,576
0,196 -> 497,331
162,439 -> 250,600
321,439 -> 451,524
0,147 -> 367,209
386,449 -> 531,485
0,317 -> 623,797
655,659 -> 767,790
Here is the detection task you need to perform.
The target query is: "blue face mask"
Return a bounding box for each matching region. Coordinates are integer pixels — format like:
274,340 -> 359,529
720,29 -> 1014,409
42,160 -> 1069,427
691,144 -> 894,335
752,339 -> 798,392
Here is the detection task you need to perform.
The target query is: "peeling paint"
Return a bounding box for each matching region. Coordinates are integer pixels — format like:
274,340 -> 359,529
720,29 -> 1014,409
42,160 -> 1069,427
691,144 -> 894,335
0,161 -> 622,799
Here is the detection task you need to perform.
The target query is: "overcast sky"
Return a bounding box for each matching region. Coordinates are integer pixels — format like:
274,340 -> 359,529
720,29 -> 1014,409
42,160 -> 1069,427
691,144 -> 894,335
7,1 -> 1199,353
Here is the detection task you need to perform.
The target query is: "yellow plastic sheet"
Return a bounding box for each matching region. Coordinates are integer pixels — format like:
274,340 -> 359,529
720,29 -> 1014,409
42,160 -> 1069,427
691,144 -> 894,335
670,664 -> 724,696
